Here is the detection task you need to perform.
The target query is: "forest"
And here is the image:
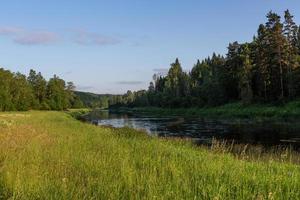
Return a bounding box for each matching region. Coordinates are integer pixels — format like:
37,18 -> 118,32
74,91 -> 112,108
110,10 -> 300,108
0,68 -> 83,111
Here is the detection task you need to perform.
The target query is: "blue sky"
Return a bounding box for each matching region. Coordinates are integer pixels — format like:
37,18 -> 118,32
1,0 -> 300,94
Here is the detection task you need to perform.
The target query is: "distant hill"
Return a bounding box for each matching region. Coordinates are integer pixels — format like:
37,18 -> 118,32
75,91 -> 113,108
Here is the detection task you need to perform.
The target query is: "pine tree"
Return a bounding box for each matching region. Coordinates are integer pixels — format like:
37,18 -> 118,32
165,58 -> 184,98
225,41 -> 242,100
190,59 -> 202,88
284,10 -> 298,48
239,44 -> 253,104
284,10 -> 299,98
265,12 -> 289,101
297,27 -> 300,54
253,24 -> 269,101
190,59 -> 210,105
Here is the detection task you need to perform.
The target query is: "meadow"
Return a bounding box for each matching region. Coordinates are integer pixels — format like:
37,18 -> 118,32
0,111 -> 299,199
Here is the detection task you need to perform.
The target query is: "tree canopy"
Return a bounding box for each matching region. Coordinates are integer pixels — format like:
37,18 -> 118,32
0,68 -> 83,111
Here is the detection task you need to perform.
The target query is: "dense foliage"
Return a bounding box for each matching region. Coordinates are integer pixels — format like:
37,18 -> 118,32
111,10 -> 300,108
0,68 -> 83,111
75,91 -> 111,108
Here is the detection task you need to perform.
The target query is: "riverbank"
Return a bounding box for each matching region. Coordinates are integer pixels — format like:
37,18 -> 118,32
113,100 -> 300,120
0,111 -> 299,199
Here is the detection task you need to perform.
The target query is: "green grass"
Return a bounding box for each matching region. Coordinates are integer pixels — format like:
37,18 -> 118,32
0,111 -> 300,199
121,100 -> 300,120
66,108 -> 91,120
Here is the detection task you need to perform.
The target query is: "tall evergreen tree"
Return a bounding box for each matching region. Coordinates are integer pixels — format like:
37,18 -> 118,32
297,26 -> 300,54
265,12 -> 289,101
284,10 -> 299,98
165,58 -> 184,98
225,41 -> 242,100
238,44 -> 254,104
284,10 -> 298,47
253,24 -> 268,101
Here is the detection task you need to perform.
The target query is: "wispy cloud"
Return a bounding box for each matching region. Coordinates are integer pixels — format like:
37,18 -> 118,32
0,26 -> 122,46
14,31 -> 59,45
0,26 -> 59,45
0,26 -> 23,35
116,81 -> 144,85
73,30 -> 121,46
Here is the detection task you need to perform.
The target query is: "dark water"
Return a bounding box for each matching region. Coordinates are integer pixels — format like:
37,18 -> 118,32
85,110 -> 300,149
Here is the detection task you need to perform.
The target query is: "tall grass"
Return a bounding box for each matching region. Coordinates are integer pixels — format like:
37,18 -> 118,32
0,111 -> 299,199
208,138 -> 300,164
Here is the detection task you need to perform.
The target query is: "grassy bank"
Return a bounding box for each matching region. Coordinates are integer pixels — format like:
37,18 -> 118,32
117,100 -> 300,120
66,108 -> 91,120
0,111 -> 299,199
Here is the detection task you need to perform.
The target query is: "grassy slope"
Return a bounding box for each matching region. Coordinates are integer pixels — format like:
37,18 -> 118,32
123,101 -> 300,120
0,111 -> 299,199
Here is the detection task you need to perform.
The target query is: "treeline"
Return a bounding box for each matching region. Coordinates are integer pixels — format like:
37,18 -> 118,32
75,91 -> 111,108
110,10 -> 300,108
0,68 -> 83,111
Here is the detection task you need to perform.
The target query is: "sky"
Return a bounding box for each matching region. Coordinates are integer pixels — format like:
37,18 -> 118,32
1,0 -> 300,94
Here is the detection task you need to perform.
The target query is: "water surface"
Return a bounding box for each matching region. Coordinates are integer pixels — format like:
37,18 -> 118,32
86,110 -> 300,149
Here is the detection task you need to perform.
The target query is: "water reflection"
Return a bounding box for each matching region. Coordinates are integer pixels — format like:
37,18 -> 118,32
85,110 -> 300,149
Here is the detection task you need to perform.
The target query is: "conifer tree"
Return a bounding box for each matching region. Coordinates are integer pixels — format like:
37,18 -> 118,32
297,27 -> 300,54
239,44 -> 253,104
225,41 -> 242,100
165,58 -> 184,98
284,10 -> 299,98
265,12 -> 289,101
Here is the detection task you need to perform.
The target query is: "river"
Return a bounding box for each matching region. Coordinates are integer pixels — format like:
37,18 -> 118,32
84,110 -> 300,149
